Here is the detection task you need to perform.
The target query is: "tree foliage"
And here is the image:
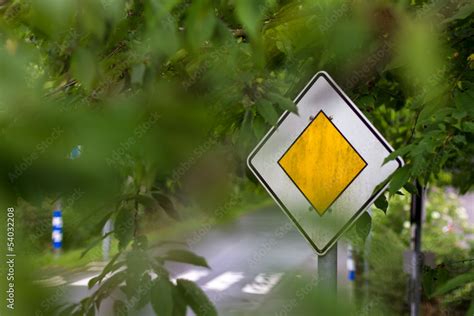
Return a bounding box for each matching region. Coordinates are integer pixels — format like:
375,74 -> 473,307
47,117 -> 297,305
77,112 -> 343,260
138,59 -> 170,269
0,0 -> 473,315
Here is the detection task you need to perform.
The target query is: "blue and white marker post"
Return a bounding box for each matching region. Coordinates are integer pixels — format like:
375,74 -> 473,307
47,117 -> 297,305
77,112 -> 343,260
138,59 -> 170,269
51,145 -> 81,256
52,200 -> 63,256
345,244 -> 356,303
347,245 -> 355,282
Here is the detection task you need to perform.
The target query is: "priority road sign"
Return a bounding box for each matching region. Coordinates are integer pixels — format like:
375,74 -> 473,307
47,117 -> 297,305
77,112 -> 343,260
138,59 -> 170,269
247,71 -> 403,255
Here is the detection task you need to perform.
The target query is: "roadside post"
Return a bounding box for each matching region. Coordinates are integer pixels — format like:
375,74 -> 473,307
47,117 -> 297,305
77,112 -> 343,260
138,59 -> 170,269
102,219 -> 113,261
68,144 -> 112,262
347,244 -> 355,282
409,181 -> 425,316
52,200 -> 63,255
51,145 -> 82,256
247,72 -> 403,299
363,209 -> 372,305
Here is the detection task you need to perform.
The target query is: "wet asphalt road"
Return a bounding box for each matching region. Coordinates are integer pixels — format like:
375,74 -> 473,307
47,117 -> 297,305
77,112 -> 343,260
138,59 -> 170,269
60,206 -> 350,315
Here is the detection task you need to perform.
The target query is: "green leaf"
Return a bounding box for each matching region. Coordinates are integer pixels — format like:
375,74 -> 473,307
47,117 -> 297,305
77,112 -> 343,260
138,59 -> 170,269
88,275 -> 102,291
422,265 -> 450,298
134,194 -> 160,211
133,235 -> 149,250
113,300 -> 127,315
177,279 -> 217,316
162,249 -> 210,268
404,183 -> 418,195
151,278 -> 174,316
172,285 -> 187,316
374,194 -> 388,213
256,100 -> 279,125
85,306 -> 95,316
252,115 -> 267,139
151,262 -> 171,280
266,93 -> 297,113
383,145 -> 413,165
354,211 -> 372,242
72,309 -> 83,316
371,178 -> 390,196
185,0 -> 216,50
88,252 -> 122,289
30,0 -> 74,37
453,110 -> 467,120
71,48 -> 97,90
135,273 -> 153,310
454,88 -> 474,115
462,121 -> 474,133
432,272 -> 474,296
81,231 -> 114,259
357,95 -> 375,109
126,249 -> 149,278
442,3 -> 474,23
453,135 -> 467,145
235,0 -> 261,38
467,299 -> 474,316
389,166 -> 410,195
91,210 -> 115,236
79,297 -> 94,315
114,207 -> 135,250
153,192 -> 180,220
238,110 -> 254,149
94,270 -> 128,309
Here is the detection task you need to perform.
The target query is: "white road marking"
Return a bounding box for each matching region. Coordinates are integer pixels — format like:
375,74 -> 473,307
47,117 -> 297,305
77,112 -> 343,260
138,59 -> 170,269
87,266 -> 105,272
174,270 -> 210,282
86,261 -> 108,272
69,269 -> 283,296
242,273 -> 283,295
203,272 -> 244,291
34,276 -> 67,287
71,268 -> 158,287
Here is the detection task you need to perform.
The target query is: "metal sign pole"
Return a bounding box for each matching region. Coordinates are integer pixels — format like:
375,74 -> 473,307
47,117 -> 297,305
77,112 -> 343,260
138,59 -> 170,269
409,181 -> 424,316
318,243 -> 337,295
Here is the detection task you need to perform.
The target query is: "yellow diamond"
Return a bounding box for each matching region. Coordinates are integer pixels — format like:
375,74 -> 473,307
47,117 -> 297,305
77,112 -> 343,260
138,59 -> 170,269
278,111 -> 367,216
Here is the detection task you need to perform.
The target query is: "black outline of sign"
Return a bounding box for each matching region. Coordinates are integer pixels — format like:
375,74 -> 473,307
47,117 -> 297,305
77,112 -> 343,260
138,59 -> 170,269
277,110 -> 368,216
247,72 -> 404,255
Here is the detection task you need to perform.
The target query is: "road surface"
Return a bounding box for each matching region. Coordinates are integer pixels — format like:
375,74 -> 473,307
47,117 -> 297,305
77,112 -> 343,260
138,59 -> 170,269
40,206 -> 352,315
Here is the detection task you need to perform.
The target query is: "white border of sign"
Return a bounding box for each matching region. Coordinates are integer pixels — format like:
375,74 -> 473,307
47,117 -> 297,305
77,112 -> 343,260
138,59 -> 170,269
247,71 -> 404,255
